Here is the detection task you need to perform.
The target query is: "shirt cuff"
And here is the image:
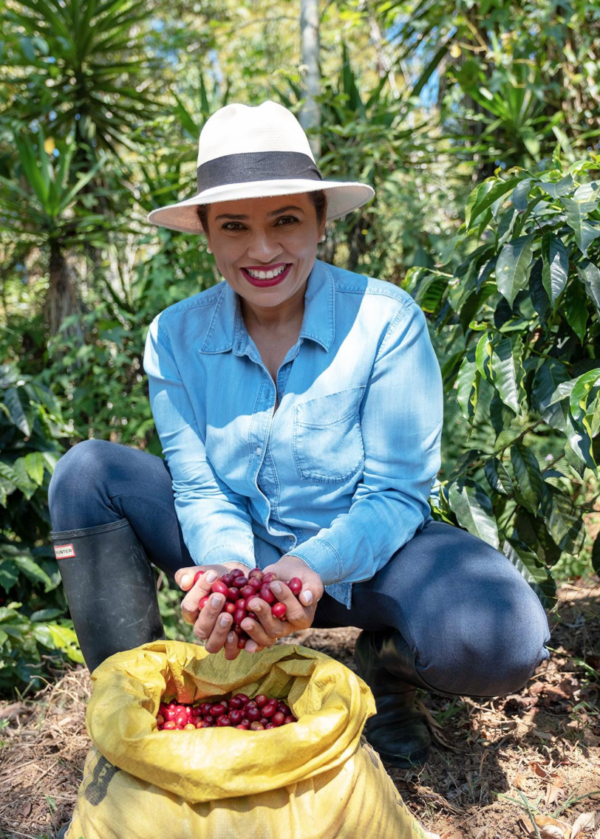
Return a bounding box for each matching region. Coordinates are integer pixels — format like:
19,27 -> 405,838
283,538 -> 343,586
199,543 -> 256,570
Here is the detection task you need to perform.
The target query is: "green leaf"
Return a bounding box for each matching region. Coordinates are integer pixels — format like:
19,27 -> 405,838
456,352 -> 480,421
448,479 -> 499,548
30,608 -> 63,622
563,282 -> 589,343
592,532 -> 600,574
532,359 -> 571,432
3,389 -> 31,436
541,232 -> 569,305
466,177 -> 521,230
561,196 -> 600,256
491,336 -> 525,416
484,457 -> 514,497
496,234 -> 535,307
570,368 -> 600,424
502,540 -> 556,608
510,442 -> 545,514
0,561 -> 19,593
24,452 -> 45,486
511,179 -> 532,211
475,331 -> 493,380
546,492 -> 585,554
537,174 -> 573,199
576,260 -> 600,316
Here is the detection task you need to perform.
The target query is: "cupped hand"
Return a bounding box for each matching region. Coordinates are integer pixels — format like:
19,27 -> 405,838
175,562 -> 261,661
238,556 -> 324,653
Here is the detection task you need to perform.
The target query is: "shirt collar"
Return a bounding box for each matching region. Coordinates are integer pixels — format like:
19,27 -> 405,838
200,259 -> 335,355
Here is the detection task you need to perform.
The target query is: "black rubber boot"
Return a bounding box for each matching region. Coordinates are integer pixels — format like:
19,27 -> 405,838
355,629 -> 431,768
50,519 -> 165,672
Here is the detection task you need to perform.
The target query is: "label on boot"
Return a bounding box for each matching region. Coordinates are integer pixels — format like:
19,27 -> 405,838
54,543 -> 76,559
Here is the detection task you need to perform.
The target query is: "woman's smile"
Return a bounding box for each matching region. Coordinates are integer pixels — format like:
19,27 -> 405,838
241,263 -> 292,287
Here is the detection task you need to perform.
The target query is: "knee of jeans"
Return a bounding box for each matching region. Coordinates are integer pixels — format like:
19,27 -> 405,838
417,593 -> 550,698
49,439 -> 113,527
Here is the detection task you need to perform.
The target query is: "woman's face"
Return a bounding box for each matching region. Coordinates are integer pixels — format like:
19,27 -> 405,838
203,193 -> 326,316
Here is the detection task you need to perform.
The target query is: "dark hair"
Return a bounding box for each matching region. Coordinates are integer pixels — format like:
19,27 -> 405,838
196,190 -> 327,233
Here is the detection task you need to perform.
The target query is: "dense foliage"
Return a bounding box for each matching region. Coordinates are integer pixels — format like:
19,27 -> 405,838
0,0 -> 598,694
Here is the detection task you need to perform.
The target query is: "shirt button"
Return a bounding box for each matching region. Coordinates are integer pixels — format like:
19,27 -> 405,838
255,446 -> 262,455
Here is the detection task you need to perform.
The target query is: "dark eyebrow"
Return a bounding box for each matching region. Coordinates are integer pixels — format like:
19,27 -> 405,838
214,205 -> 304,221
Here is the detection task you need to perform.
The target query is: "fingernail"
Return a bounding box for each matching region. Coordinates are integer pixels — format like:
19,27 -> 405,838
211,594 -> 223,607
242,619 -> 253,631
180,574 -> 191,589
220,615 -> 230,627
251,602 -> 261,612
227,632 -> 235,643
206,571 -> 217,583
271,582 -> 282,594
302,590 -> 313,605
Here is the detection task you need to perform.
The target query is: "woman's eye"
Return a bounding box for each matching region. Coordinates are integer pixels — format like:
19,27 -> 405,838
276,216 -> 299,226
222,222 -> 245,231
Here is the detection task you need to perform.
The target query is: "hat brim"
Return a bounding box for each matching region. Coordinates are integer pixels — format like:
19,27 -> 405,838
146,179 -> 375,234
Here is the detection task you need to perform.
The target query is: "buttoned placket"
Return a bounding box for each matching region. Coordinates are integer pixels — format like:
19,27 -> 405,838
237,329 -> 303,552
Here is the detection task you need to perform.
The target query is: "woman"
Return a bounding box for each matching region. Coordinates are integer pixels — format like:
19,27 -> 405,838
49,101 -> 550,768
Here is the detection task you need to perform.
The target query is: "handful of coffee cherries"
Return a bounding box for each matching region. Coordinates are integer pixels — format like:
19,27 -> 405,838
194,568 -> 303,649
156,693 -> 297,731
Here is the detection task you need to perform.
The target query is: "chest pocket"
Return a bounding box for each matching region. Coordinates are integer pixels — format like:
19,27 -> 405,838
293,386 -> 366,483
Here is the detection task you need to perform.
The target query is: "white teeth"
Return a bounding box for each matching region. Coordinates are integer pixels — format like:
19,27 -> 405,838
246,265 -> 286,280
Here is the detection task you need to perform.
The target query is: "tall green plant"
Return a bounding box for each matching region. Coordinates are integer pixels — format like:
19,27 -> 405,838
404,150 -> 600,602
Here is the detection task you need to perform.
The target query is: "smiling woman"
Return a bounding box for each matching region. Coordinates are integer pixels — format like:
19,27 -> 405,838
48,100 -> 550,772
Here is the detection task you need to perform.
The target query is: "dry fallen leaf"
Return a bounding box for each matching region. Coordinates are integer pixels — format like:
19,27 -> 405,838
545,782 -> 564,806
531,761 -> 552,778
514,771 -> 528,790
535,814 -> 571,839
572,812 -> 600,838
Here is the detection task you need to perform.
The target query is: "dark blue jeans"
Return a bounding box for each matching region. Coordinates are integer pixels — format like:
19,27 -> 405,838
49,439 -> 550,697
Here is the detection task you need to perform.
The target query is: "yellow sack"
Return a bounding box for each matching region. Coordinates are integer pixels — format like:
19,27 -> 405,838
67,640 -> 426,839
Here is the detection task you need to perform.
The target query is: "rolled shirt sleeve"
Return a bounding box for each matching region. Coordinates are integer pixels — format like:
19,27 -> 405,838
143,316 -> 256,570
286,300 -> 443,585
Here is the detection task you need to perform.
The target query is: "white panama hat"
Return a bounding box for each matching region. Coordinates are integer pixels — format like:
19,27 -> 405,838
146,100 -> 375,234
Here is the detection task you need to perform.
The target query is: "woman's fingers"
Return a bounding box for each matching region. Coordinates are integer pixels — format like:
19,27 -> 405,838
223,630 -> 241,661
202,601 -> 233,653
269,581 -> 313,624
190,591 -> 225,641
179,569 -> 219,624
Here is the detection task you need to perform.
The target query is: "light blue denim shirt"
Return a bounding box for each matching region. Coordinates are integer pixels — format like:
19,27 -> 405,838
143,259 -> 443,607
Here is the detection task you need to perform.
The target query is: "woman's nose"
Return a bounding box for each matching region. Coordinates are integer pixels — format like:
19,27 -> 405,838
246,232 -> 283,262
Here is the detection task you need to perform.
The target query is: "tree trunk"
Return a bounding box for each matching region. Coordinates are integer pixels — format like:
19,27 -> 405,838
47,240 -> 81,339
300,0 -> 321,158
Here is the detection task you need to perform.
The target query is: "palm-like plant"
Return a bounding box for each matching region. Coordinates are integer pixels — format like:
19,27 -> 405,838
1,0 -> 162,157
0,128 -> 108,334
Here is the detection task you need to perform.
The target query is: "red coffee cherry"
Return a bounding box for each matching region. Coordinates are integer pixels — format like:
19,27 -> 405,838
175,713 -> 188,727
211,579 -> 229,596
272,712 -> 285,727
237,636 -> 247,649
216,715 -> 231,726
229,709 -> 243,724
255,694 -> 268,708
284,715 -> 296,724
232,576 -> 248,588
287,577 -> 302,596
240,585 -> 255,599
230,568 -> 245,578
199,596 -> 209,609
210,703 -> 226,717
249,721 -> 264,730
184,723 -> 196,730
265,723 -> 276,729
271,602 -> 287,619
246,706 -> 261,721
262,572 -> 277,585
224,602 -> 237,615
227,587 -> 241,602
248,569 -> 263,580
220,573 -> 233,587
259,584 -> 275,604
156,714 -> 165,726
235,724 -> 249,729
233,693 -> 249,705
248,576 -> 263,591
233,608 -> 246,625
262,703 -> 277,718
197,720 -> 211,729
163,721 -> 177,730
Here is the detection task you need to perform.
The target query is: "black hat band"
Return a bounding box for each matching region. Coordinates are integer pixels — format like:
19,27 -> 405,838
197,151 -> 323,193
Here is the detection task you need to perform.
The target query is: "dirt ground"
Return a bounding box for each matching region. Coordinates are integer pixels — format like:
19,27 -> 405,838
0,579 -> 598,839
